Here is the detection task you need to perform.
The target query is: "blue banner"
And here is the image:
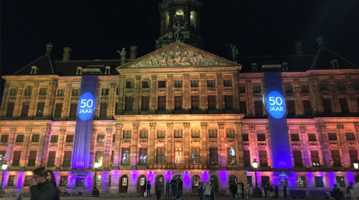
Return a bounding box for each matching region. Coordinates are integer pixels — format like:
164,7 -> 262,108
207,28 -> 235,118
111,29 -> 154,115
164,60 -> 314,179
71,76 -> 98,168
264,72 -> 293,169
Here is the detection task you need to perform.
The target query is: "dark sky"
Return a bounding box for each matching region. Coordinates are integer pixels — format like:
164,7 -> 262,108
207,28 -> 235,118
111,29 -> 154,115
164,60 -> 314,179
1,0 -> 359,79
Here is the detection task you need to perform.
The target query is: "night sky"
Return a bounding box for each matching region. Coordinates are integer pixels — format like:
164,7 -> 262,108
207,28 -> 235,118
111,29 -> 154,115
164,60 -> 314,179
1,0 -> 359,84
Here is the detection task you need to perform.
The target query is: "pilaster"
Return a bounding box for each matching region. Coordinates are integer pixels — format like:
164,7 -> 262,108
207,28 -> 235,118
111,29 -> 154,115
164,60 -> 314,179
6,128 -> 16,163
118,75 -> 126,113
131,122 -> 139,168
21,128 -> 32,168
14,82 -> 25,117
216,73 -> 223,110
233,72 -> 240,109
300,126 -> 311,167
114,124 -> 123,168
40,127 -> 51,167
183,122 -> 190,163
104,128 -> 113,170
200,122 -> 207,164
200,73 -> 206,110
150,74 -> 157,110
309,77 -> 323,114
63,83 -> 72,118
183,74 -> 189,109
29,82 -> 40,116
337,124 -> 349,167
167,74 -> 173,109
245,80 -> 254,115
235,122 -> 244,167
167,123 -> 173,164
294,79 -> 304,115
0,83 -> 10,116
316,124 -> 330,167
149,123 -> 156,164
218,122 -> 225,166
57,128 -> 66,168
134,75 -> 141,111
109,83 -> 117,116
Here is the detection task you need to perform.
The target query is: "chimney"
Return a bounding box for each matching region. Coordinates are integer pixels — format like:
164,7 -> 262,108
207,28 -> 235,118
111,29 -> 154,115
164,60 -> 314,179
294,41 -> 303,56
130,46 -> 137,59
63,47 -> 72,61
46,43 -> 53,55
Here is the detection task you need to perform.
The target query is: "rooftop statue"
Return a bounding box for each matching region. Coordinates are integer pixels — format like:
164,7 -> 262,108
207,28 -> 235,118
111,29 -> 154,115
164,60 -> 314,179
117,48 -> 127,64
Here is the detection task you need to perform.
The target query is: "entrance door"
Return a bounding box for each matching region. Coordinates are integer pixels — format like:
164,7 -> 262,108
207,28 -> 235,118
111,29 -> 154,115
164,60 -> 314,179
119,175 -> 128,193
137,175 -> 146,193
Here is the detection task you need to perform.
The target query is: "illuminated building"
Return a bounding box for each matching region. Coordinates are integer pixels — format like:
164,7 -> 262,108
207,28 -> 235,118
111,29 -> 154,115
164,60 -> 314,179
1,0 -> 359,198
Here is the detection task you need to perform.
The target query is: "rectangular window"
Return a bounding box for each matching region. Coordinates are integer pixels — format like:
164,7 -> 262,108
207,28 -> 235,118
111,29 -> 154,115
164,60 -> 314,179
322,99 -> 332,113
320,83 -> 328,91
101,89 -> 109,96
140,130 -> 148,138
142,81 -> 150,88
239,86 -> 245,93
254,101 -> 263,115
257,134 -> 265,141
174,81 -> 182,88
39,88 -> 47,95
95,151 -> 103,166
32,134 -> 40,142
54,103 -> 63,117
24,87 -> 32,96
240,101 -> 247,115
339,98 -> 349,113
293,150 -> 303,167
349,150 -> 358,165
47,151 -> 56,167
66,135 -> 74,143
291,134 -> 299,141
6,103 -> 15,117
208,95 -> 216,110
297,176 -> 306,188
156,147 -> 165,163
175,147 -> 183,164
336,176 -> 345,188
72,89 -> 79,96
158,96 -> 166,110
224,80 -> 232,87
174,96 -> 182,110
123,130 -> 131,138
97,135 -> 105,142
261,176 -> 270,187
60,176 -> 68,187
126,81 -> 134,89
63,151 -> 72,167
50,135 -> 58,143
280,178 -> 288,187
9,89 -> 17,96
253,86 -> 261,93
354,83 -> 359,91
209,148 -> 218,165
207,80 -> 215,87
191,130 -> 200,138
191,96 -> 199,110
308,134 -> 317,141
27,151 -> 37,166
259,150 -> 268,167
112,135 -> 115,143
244,150 -> 251,167
139,148 -> 148,165
301,85 -> 309,93
192,147 -> 200,163
76,178 -> 84,186
157,130 -> 165,138
284,85 -> 293,93
16,135 -> 24,142
224,95 -> 233,110
328,133 -> 337,140
174,130 -> 183,138
24,175 -> 32,186
21,102 -> 30,117
141,96 -> 150,111
311,151 -> 320,166
227,147 -> 236,165
7,175 -> 16,186
36,102 -> 45,117
346,133 -> 355,140
287,100 -> 295,115
226,129 -> 235,138
121,148 -> 130,165
69,103 -> 77,117
247,176 -> 252,187
158,81 -> 166,88
337,83 -> 346,91
208,130 -> 217,138
243,134 -> 249,141
57,89 -> 64,96
125,97 -> 134,111
1,135 -> 8,142
331,150 -> 342,166
303,100 -> 312,115
111,150 -> 114,165
191,80 -> 199,87
99,103 -> 108,117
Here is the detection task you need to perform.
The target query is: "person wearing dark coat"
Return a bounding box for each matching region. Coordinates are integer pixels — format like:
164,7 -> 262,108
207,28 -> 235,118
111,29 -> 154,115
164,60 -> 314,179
210,183 -> 216,200
198,180 -> 204,200
165,179 -> 170,198
29,167 -> 55,200
240,182 -> 244,199
146,181 -> 152,198
347,182 -> 354,198
155,179 -> 164,200
176,179 -> 183,200
264,185 -> 268,198
333,184 -> 341,200
274,185 -> 279,198
283,186 -> 287,198
269,185 -> 274,198
230,183 -> 236,198
47,170 -> 60,200
171,178 -> 177,198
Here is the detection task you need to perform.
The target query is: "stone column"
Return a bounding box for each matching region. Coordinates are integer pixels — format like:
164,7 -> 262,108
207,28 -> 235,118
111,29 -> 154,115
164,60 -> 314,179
249,126 -> 258,163
57,128 -> 66,169
216,73 -> 223,110
167,74 -> 173,110
6,128 -> 16,164
235,122 -> 244,167
300,126 -> 311,167
218,122 -> 225,166
21,128 -> 32,169
329,76 -> 340,112
0,83 -> 10,116
337,124 -> 350,167
63,83 -> 72,118
131,122 -> 139,169
134,75 -> 141,111
294,79 -> 304,115
29,82 -> 40,117
200,73 -> 206,110
114,124 -> 123,168
149,123 -> 156,164
233,72 -> 240,109
201,122 -> 208,164
109,83 -> 117,116
118,75 -> 126,113
183,74 -> 189,109
245,80 -> 253,115
183,122 -> 190,163
40,128 -> 51,166
166,123 -> 173,164
44,81 -> 57,118
309,77 -> 323,114
150,75 -> 157,110
316,124 -> 330,168
104,128 -> 113,170
90,128 -> 97,166
14,82 -> 25,117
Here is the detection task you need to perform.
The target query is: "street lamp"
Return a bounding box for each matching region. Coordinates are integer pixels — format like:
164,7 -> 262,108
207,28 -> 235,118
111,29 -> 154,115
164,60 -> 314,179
92,162 -> 100,197
252,159 -> 262,198
353,162 -> 359,183
0,155 -> 8,198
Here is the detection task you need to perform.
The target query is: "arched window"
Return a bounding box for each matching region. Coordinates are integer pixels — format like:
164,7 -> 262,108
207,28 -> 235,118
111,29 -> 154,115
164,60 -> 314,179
76,67 -> 83,75
30,66 -> 39,74
190,11 -> 197,29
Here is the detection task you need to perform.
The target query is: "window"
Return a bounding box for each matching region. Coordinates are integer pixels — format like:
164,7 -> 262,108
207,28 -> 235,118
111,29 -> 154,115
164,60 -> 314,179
349,150 -> 358,165
191,130 -> 200,138
303,100 -> 312,115
24,175 -> 32,186
57,89 -> 64,96
301,85 -> 309,93
39,88 -> 47,95
227,147 -> 236,165
191,96 -> 199,110
50,135 -> 58,143
1,135 -> 8,142
226,130 -> 235,138
142,81 -> 150,88
323,99 -> 332,113
111,151 -> 114,165
7,175 -> 16,186
175,96 -> 182,110
293,150 -> 303,167
291,134 -> 299,141
101,89 -> 109,95
259,150 -> 268,167
328,133 -> 337,140
320,83 -> 328,91
21,102 -> 30,117
158,96 -> 166,110
174,81 -> 182,88
175,147 -> 183,164
95,151 -> 104,167
339,98 -> 349,113
254,101 -> 263,115
112,135 -> 115,143
66,135 -> 74,143
353,82 -> 359,91
60,176 -> 68,187
331,150 -> 342,166
158,81 -> 166,88
76,178 -> 84,186
63,151 -> 72,167
16,135 -> 24,142
191,147 -> 200,163
261,176 -> 270,187
191,80 -> 199,87
123,130 -> 131,138
157,130 -> 165,138
224,80 -> 232,87
284,85 -> 293,93
6,103 -> 15,117
140,130 -> 148,138
311,151 -> 320,166
36,102 -> 45,117
239,86 -> 245,93
97,135 -> 105,142
287,100 -> 295,115
31,134 -> 40,142
69,103 -> 77,117
208,130 -> 217,138
253,86 -> 261,93
47,151 -> 56,167
347,133 -> 355,140
224,95 -> 233,110
122,148 -> 130,165
207,80 -> 215,87
72,89 -> 80,96
257,134 -> 265,141
336,176 -> 345,188
125,97 -> 134,111
247,176 -> 253,187
244,150 -> 251,167
337,83 -> 346,91
308,134 -> 316,141
209,148 -> 218,165
9,89 -> 17,96
24,87 -> 32,96
27,151 -> 37,166
54,103 -> 63,117
126,81 -> 134,89
208,95 -> 216,110
174,130 -> 183,138
139,148 -> 148,165
100,103 -> 108,117
141,96 -> 149,111
243,134 -> 249,141
156,147 -> 165,163
116,88 -> 119,95
297,176 -> 306,188
12,151 -> 21,166
240,101 -> 247,115
281,178 -> 289,188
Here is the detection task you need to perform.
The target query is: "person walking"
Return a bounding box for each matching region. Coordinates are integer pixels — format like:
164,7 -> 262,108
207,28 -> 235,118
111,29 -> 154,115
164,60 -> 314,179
347,182 -> 353,198
333,184 -> 341,200
210,183 -> 216,200
176,179 -> 183,200
283,185 -> 287,198
198,180 -> 204,200
203,181 -> 212,200
264,185 -> 268,198
155,179 -> 163,200
274,185 -> 279,198
236,182 -> 243,199
171,178 -> 177,198
29,167 -> 55,200
269,185 -> 274,198
146,181 -> 152,198
46,170 -> 60,200
165,179 -> 170,198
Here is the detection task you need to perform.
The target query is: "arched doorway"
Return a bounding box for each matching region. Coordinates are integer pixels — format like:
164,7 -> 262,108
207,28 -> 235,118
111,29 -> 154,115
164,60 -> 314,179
192,175 -> 201,195
228,175 -> 237,186
210,175 -> 219,189
156,175 -> 165,193
228,175 -> 237,197
137,175 -> 146,194
119,175 -> 128,193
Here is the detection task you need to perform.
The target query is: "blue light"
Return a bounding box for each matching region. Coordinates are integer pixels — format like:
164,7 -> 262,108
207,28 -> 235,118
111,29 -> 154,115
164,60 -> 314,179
266,91 -> 286,119
78,92 -> 95,121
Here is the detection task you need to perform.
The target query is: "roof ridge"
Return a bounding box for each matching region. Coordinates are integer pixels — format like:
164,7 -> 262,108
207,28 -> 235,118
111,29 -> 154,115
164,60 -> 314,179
325,48 -> 359,68
14,54 -> 47,75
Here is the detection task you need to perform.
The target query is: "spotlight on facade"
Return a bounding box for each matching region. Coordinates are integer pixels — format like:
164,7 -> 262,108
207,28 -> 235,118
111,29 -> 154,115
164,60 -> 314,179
252,159 -> 262,198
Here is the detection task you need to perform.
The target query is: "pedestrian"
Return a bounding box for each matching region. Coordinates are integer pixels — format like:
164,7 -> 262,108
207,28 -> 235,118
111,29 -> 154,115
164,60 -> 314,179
230,183 -> 236,198
274,185 -> 278,198
269,185 -> 274,198
29,167 -> 55,200
155,179 -> 163,200
171,178 -> 177,198
347,182 -> 353,198
283,185 -> 287,198
46,170 -> 60,200
264,185 -> 268,198
351,182 -> 359,200
240,181 -> 244,199
198,180 -> 204,200
147,181 -> 152,197
166,179 -> 170,198
203,181 -> 212,200
236,181 -> 243,199
176,179 -> 183,200
333,184 -> 341,200
210,183 -> 215,200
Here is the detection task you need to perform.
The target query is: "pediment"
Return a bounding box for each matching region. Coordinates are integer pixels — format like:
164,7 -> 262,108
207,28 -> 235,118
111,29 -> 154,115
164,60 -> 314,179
119,42 -> 240,69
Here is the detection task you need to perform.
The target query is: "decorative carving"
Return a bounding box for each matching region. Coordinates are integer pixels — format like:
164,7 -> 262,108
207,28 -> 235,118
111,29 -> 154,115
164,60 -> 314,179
184,74 -> 189,79
26,128 -> 32,134
245,80 -> 251,84
183,122 -> 190,130
167,74 -> 173,80
200,73 -> 206,79
116,123 -> 123,130
156,139 -> 165,144
315,125 -> 326,132
166,123 -> 173,130
235,122 -> 242,129
150,123 -> 156,130
201,122 -> 207,127
34,82 -> 39,87
249,126 -> 255,133
133,122 -> 139,130
10,128 -> 16,133
106,128 -> 113,134
135,75 -> 141,80
111,83 -> 116,88
337,124 -> 344,130
293,79 -> 300,84
300,126 -> 306,133
60,128 -> 66,134
355,124 -> 359,132
218,122 -> 224,129
151,74 -> 157,80
265,126 -> 270,134
93,128 -> 97,133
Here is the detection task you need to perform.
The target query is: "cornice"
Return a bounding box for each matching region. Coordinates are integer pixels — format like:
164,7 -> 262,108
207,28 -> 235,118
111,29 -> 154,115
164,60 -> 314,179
238,73 -> 263,78
0,120 -> 52,125
118,66 -> 240,73
115,114 -> 244,121
3,75 -> 59,81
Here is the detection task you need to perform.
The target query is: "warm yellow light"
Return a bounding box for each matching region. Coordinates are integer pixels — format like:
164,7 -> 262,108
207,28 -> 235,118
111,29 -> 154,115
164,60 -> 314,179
354,162 -> 359,170
252,159 -> 258,169
176,10 -> 184,16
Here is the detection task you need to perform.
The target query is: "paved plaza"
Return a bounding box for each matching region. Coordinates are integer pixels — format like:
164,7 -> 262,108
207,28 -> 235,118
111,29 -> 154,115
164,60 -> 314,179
3,197 -> 323,200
